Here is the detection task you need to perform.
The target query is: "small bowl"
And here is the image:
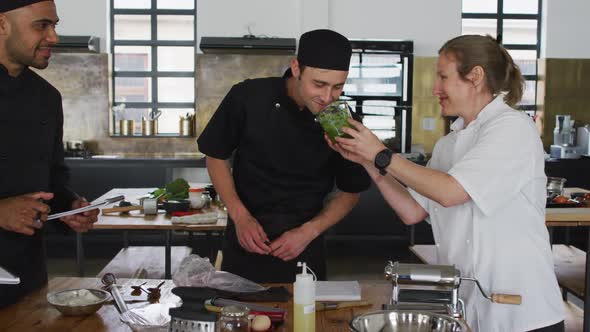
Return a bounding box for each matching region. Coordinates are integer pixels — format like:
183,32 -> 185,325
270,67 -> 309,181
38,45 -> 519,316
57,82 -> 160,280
47,288 -> 110,316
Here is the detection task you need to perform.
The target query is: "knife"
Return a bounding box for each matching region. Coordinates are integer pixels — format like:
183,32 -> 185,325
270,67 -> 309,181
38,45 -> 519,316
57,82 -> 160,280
316,300 -> 371,311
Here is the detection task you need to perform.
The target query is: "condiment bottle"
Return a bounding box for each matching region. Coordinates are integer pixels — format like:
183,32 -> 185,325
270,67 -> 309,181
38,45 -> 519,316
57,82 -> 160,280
294,261 -> 315,332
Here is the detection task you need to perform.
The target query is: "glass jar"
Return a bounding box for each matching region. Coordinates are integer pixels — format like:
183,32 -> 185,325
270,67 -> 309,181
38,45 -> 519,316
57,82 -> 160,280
316,100 -> 353,143
219,305 -> 250,332
188,188 -> 205,209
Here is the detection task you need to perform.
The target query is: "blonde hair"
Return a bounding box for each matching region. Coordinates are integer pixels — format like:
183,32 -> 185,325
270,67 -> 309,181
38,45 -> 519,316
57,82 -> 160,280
439,35 -> 524,107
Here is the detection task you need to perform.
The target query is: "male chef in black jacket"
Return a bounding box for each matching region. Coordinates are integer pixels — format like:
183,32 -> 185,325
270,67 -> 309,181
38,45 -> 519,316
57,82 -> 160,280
198,29 -> 370,282
0,0 -> 99,308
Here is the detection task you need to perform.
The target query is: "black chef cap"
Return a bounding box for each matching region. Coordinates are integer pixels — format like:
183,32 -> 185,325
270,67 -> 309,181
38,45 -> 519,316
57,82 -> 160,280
0,0 -> 53,13
297,29 -> 352,71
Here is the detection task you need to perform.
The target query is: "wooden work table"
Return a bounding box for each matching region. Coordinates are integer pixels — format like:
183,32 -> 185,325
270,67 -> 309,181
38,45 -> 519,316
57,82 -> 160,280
76,188 -> 227,279
0,277 -> 391,332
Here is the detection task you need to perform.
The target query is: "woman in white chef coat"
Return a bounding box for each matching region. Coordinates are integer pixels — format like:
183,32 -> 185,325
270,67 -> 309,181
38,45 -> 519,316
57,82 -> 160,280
328,35 -> 565,332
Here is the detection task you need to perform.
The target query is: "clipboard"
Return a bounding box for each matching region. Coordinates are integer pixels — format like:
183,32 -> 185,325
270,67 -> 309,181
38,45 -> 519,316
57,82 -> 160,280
47,195 -> 125,220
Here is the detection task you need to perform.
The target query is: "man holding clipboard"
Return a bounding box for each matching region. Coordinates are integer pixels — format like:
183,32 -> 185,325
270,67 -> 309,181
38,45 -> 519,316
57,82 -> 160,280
0,0 -> 99,308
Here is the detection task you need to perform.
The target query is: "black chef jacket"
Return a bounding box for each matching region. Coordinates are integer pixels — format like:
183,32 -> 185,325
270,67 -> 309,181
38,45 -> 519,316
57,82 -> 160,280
0,65 -> 77,308
198,70 -> 370,282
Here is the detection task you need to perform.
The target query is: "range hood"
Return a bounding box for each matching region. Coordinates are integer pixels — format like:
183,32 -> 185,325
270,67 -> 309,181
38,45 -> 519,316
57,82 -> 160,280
200,36 -> 296,55
54,35 -> 100,53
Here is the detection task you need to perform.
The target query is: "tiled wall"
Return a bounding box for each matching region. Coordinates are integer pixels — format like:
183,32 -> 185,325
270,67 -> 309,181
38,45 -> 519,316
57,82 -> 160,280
195,54 -> 293,138
37,53 -> 198,155
537,58 -> 590,149
39,53 -> 590,156
410,57 -> 446,154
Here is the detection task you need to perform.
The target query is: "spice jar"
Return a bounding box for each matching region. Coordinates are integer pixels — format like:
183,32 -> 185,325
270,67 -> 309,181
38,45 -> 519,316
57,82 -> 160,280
189,188 -> 212,209
219,305 -> 250,332
315,100 -> 353,143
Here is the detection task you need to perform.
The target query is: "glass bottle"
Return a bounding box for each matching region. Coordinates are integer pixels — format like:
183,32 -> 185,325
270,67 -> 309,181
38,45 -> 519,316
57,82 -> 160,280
219,305 -> 250,332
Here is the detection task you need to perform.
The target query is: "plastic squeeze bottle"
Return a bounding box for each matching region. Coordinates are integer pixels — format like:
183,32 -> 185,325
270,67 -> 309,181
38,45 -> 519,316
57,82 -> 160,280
294,261 -> 316,332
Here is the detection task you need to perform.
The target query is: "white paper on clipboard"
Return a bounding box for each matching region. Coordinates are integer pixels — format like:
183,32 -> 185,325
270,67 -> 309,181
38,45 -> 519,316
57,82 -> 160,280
0,266 -> 20,285
47,195 -> 125,220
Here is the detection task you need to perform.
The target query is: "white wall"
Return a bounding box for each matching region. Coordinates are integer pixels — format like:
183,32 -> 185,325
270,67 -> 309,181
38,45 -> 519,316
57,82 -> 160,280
54,0 -> 108,53
197,0 -> 461,56
330,0 -> 461,56
196,0 -> 300,41
53,1 -> 590,59
542,0 -> 590,58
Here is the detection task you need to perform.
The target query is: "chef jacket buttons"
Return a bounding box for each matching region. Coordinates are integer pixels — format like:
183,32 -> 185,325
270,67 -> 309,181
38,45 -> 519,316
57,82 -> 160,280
274,103 -> 281,109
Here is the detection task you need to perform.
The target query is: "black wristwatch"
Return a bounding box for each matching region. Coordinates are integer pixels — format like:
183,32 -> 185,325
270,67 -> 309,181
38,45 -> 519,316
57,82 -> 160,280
374,148 -> 394,175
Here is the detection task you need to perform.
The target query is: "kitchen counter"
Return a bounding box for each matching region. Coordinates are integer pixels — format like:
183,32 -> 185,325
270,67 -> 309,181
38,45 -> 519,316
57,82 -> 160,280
0,277 -> 392,332
65,152 -> 206,168
64,153 -> 207,201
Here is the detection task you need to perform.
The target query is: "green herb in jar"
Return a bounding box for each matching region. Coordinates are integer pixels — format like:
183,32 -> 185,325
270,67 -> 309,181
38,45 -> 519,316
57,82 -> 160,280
316,101 -> 353,143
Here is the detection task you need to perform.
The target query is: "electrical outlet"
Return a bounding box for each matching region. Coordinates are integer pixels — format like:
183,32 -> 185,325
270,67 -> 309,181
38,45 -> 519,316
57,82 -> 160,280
422,117 -> 436,131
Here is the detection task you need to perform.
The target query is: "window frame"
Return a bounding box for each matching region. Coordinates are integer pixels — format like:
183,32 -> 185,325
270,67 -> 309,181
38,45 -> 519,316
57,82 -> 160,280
109,0 -> 197,136
462,0 -> 542,113
343,41 -> 414,153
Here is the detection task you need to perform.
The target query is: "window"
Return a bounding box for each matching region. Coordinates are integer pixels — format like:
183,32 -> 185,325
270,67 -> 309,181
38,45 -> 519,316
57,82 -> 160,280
462,0 -> 542,115
343,41 -> 413,153
110,0 -> 196,136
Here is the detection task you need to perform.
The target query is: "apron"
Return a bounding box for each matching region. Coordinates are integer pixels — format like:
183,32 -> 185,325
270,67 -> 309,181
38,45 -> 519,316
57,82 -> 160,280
221,212 -> 325,283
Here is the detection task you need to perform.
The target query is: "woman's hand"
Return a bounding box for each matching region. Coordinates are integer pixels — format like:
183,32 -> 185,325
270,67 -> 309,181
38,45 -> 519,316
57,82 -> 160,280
329,118 -> 386,165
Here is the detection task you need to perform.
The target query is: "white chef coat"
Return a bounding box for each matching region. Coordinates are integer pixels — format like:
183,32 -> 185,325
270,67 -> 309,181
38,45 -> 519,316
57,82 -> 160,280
409,96 -> 564,332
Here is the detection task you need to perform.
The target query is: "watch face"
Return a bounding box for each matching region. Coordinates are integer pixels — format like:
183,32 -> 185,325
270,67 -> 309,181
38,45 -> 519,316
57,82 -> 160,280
376,150 -> 391,168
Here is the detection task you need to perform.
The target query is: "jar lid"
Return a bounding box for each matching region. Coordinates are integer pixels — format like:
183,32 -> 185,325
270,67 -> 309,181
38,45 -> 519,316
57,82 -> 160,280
221,305 -> 249,317
189,188 -> 205,192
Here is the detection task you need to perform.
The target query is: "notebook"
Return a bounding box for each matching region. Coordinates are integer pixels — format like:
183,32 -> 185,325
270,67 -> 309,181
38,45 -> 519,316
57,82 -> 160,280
0,266 -> 20,285
315,281 -> 361,301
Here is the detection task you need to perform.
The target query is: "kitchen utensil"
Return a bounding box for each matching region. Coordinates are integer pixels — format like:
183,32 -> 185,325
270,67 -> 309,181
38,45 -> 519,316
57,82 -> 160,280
150,109 -> 162,121
316,300 -> 371,311
169,287 -> 217,332
101,197 -> 159,215
162,199 -> 191,214
47,288 -> 110,316
120,119 -> 135,136
48,195 -> 125,220
384,261 -> 520,319
577,125 -> 590,156
142,119 -> 157,136
547,177 -> 567,196
101,273 -> 128,313
349,310 -> 470,332
180,116 -> 194,136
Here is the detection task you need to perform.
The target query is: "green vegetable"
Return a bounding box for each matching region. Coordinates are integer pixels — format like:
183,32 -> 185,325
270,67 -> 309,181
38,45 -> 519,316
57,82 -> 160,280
150,178 -> 190,200
165,178 -> 190,195
317,101 -> 353,143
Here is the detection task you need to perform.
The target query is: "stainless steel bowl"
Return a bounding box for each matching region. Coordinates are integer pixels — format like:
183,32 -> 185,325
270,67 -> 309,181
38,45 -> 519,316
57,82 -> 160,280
349,310 -> 470,332
47,288 -> 110,316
